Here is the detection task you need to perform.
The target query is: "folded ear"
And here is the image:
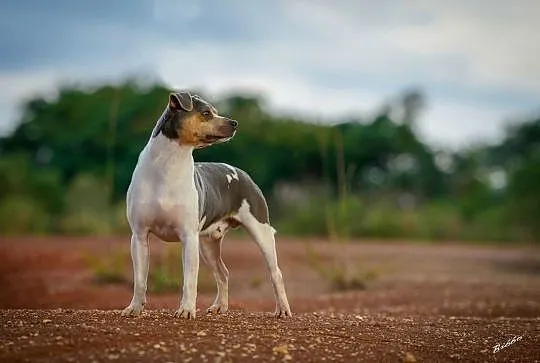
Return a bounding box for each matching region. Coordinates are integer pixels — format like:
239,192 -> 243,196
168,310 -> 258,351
169,91 -> 193,112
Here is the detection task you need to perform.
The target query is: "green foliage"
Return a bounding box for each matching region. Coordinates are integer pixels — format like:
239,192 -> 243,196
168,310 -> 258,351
0,195 -> 52,234
275,196 -> 516,243
491,117 -> 540,242
0,78 -> 538,243
506,155 -> 540,241
58,173 -> 128,235
0,152 -> 64,216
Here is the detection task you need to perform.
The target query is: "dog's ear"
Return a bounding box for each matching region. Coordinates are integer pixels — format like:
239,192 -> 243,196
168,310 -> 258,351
169,91 -> 193,112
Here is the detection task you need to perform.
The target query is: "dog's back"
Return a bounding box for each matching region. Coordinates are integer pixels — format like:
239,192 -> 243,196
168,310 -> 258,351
194,162 -> 269,231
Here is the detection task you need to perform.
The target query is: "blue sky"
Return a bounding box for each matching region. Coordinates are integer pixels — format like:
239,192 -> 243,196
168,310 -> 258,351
1,0 -> 539,149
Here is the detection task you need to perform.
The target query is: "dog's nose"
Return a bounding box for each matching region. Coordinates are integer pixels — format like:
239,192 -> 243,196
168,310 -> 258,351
229,119 -> 238,128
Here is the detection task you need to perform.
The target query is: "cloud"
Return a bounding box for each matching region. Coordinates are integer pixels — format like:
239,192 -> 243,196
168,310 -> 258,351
0,0 -> 539,148
0,1 -> 153,70
0,70 -> 62,135
384,1 -> 540,94
417,99 -> 528,151
282,0 -> 540,95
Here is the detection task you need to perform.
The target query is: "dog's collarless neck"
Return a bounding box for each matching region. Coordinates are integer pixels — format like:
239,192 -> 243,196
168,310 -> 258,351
149,135 -> 194,163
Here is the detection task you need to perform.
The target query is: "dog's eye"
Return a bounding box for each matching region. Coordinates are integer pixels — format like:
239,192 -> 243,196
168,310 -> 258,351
202,111 -> 212,118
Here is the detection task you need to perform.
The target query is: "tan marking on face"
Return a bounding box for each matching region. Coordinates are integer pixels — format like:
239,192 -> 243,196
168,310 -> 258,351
178,113 -> 227,146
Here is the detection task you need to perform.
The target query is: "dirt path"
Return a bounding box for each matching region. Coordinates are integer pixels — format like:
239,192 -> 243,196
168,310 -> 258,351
1,236 -> 539,362
2,309 -> 538,362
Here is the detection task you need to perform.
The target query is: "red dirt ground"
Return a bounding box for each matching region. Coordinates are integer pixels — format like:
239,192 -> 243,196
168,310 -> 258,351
1,235 -> 539,362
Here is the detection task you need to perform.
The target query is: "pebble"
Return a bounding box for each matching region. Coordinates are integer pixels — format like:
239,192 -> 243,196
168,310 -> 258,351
403,352 -> 417,362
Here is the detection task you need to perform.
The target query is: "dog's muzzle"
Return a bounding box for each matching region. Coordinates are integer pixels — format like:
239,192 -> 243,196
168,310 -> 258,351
218,118 -> 238,138
202,118 -> 238,144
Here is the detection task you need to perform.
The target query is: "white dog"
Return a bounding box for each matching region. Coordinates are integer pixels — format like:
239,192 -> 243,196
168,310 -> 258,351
121,91 -> 292,319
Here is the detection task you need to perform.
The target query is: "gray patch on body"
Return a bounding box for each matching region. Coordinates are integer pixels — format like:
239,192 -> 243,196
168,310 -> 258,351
194,162 -> 269,230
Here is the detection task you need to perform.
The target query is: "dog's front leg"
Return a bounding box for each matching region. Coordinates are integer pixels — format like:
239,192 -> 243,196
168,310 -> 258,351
174,229 -> 199,319
122,231 -> 149,317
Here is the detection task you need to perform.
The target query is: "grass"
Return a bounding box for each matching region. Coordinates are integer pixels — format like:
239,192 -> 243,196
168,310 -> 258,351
249,276 -> 264,289
82,244 -> 217,294
82,248 -> 128,284
304,243 -> 381,291
148,244 -> 180,293
148,244 -> 216,294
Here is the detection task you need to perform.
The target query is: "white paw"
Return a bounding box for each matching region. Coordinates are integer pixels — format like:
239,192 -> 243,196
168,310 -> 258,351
206,303 -> 228,314
274,305 -> 292,318
174,306 -> 196,319
121,303 -> 144,317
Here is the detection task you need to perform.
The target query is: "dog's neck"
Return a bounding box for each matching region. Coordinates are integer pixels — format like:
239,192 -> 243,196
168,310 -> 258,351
147,106 -> 194,163
148,133 -> 195,178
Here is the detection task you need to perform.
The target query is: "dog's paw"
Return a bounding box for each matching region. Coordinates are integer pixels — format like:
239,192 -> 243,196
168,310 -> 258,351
206,303 -> 228,314
121,303 -> 144,317
274,305 -> 292,318
174,307 -> 196,319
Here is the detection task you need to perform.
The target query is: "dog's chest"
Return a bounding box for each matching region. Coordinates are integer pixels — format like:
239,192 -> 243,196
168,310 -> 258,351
140,175 -> 199,240
128,141 -> 200,238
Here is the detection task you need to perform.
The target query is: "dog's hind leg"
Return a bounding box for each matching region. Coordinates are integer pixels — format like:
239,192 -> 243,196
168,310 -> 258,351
200,236 -> 229,314
238,203 -> 292,318
122,231 -> 150,317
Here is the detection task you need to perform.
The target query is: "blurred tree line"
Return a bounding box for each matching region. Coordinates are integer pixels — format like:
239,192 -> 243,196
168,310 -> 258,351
0,79 -> 538,242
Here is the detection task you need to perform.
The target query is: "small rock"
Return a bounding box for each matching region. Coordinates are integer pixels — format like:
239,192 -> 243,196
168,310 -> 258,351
403,352 -> 416,362
273,344 -> 289,355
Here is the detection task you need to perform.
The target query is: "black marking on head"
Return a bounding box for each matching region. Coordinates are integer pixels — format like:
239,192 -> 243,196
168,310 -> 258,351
153,91 -> 194,139
160,111 -> 180,139
152,108 -> 180,139
169,92 -> 193,112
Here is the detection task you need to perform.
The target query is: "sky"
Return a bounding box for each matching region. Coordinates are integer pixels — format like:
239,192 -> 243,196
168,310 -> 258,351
1,0 -> 539,150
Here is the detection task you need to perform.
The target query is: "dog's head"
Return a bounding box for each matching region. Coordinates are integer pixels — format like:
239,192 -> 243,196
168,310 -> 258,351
153,91 -> 238,148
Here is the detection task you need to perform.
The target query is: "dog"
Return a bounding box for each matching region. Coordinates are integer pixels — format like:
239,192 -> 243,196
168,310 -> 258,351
121,91 -> 292,319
